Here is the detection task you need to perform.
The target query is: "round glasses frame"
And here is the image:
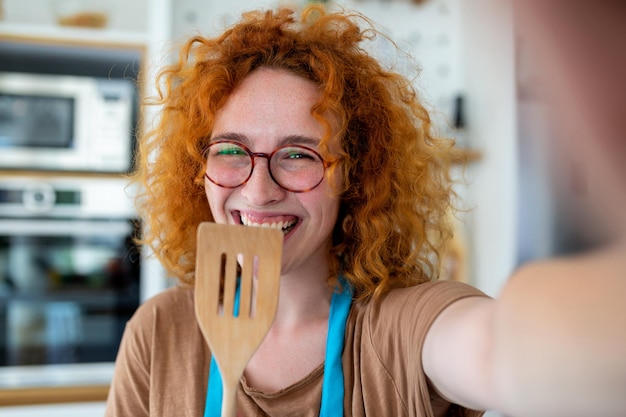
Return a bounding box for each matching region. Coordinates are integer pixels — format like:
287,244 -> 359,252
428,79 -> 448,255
204,140 -> 330,193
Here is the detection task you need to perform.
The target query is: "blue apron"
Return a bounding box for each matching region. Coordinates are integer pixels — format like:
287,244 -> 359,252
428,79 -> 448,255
203,279 -> 353,417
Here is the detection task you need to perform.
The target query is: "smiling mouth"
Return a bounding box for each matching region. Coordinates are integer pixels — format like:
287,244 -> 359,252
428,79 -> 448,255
238,212 -> 298,235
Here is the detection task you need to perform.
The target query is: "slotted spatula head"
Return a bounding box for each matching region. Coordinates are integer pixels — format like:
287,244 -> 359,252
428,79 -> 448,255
195,222 -> 283,417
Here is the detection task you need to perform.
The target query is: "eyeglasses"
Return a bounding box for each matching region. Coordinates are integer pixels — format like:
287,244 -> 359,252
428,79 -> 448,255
205,140 -> 329,193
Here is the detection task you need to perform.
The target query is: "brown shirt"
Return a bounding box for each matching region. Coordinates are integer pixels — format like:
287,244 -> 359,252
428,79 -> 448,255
105,280 -> 487,417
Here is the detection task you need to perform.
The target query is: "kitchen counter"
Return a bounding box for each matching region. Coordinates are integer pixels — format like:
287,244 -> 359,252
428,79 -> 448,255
0,362 -> 113,406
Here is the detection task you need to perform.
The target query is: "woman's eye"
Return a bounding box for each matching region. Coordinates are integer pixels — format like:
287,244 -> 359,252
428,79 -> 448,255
283,149 -> 315,160
216,146 -> 246,156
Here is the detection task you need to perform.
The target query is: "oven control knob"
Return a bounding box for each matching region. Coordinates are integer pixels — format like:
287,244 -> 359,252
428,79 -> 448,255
22,182 -> 56,213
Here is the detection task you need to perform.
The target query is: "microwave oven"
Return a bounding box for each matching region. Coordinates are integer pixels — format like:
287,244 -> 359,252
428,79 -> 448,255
0,71 -> 136,173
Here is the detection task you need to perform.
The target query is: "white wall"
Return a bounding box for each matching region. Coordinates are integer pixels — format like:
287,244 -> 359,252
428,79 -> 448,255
458,0 -> 517,297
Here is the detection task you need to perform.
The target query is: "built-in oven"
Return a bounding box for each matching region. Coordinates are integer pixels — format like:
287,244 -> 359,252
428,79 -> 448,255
0,176 -> 141,367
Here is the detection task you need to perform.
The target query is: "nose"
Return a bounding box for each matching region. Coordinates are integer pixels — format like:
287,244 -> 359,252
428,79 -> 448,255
240,157 -> 286,206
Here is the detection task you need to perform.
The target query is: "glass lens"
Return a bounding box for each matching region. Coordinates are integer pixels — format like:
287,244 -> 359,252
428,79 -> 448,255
206,142 -> 251,187
206,142 -> 326,192
271,146 -> 325,191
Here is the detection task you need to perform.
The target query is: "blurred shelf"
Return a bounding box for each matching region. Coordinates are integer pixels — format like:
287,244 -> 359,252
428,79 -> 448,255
0,384 -> 109,406
0,169 -> 129,179
0,22 -> 148,48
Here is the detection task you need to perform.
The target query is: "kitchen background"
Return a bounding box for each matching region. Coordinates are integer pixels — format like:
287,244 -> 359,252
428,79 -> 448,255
0,0 -> 596,415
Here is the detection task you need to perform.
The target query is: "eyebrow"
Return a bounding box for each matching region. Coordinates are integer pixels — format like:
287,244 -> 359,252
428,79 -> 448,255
210,133 -> 322,148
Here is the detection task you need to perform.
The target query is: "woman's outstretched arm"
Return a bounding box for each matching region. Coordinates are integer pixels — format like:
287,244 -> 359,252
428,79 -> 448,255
424,243 -> 626,417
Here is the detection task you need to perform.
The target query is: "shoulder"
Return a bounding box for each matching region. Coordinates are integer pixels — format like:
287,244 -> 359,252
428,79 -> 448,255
350,280 -> 488,345
127,284 -> 196,331
372,280 -> 487,317
119,284 -> 201,363
343,281 -> 489,415
140,284 -> 195,310
110,285 -> 207,416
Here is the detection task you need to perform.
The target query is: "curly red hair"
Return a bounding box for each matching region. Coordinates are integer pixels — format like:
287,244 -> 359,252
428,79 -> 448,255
133,4 -> 455,300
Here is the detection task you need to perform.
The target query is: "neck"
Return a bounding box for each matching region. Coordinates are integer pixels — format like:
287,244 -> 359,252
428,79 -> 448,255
272,262 -> 334,329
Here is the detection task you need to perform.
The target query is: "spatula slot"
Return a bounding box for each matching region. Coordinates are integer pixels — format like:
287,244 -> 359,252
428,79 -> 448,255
218,253 -> 227,315
221,252 -> 237,318
237,254 -> 260,318
217,251 -> 261,318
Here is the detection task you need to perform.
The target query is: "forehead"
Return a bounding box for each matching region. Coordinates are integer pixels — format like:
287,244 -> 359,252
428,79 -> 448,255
211,68 -> 328,148
230,68 -> 320,105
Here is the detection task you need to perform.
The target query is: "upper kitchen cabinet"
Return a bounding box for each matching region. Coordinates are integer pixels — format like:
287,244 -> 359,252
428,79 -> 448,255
0,0 -> 173,80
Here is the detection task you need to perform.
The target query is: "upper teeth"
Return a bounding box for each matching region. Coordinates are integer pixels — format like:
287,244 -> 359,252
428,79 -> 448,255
240,213 -> 296,231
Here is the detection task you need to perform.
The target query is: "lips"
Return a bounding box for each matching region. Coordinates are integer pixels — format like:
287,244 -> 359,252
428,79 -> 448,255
237,211 -> 298,235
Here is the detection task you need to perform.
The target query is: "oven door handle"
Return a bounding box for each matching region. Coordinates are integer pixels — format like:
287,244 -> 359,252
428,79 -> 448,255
0,219 -> 134,237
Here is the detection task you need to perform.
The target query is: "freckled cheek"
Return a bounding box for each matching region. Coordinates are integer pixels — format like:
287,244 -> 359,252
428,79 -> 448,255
205,182 -> 232,223
303,190 -> 341,227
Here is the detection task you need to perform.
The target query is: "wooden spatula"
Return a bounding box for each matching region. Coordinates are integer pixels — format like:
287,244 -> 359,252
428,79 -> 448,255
195,222 -> 283,417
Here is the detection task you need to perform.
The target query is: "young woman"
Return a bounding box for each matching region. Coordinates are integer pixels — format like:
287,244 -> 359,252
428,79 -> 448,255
105,4 -> 626,417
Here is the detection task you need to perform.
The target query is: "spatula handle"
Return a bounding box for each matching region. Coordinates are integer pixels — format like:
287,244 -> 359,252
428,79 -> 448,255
221,380 -> 237,417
